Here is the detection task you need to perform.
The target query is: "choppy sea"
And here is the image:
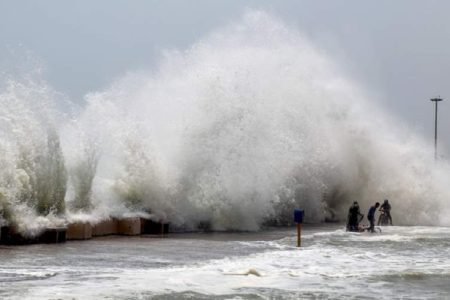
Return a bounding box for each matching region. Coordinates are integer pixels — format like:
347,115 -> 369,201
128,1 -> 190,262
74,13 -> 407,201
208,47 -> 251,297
0,225 -> 449,299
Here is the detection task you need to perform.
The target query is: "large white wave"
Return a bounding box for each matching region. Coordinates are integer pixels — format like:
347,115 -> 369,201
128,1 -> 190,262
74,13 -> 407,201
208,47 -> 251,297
0,11 -> 448,233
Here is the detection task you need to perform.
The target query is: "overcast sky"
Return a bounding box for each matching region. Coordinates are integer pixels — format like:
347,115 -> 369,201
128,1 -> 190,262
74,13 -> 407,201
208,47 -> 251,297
1,0 -> 450,156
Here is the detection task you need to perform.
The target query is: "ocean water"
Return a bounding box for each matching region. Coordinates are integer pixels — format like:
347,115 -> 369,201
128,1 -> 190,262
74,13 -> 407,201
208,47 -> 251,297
1,11 -> 450,299
1,225 -> 449,299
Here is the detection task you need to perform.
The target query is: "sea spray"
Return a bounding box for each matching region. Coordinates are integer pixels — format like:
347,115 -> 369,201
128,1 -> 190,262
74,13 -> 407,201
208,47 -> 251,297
0,77 -> 67,234
63,119 -> 99,213
1,11 -> 450,233
71,11 -> 450,229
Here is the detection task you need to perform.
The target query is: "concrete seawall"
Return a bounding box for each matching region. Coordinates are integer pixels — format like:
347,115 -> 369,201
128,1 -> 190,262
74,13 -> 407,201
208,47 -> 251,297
0,217 -> 169,245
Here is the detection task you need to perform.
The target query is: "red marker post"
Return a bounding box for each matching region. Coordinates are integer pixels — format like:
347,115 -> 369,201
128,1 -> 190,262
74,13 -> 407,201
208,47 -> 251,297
294,209 -> 304,247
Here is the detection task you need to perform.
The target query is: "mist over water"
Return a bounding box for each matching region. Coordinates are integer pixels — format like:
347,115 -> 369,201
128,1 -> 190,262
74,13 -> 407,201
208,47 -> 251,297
0,12 -> 449,234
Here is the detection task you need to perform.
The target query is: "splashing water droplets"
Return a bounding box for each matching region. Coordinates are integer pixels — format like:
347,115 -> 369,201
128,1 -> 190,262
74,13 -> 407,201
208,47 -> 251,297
0,12 -> 448,233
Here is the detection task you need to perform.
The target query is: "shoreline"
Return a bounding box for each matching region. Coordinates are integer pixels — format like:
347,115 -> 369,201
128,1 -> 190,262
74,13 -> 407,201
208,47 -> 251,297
0,221 -> 345,246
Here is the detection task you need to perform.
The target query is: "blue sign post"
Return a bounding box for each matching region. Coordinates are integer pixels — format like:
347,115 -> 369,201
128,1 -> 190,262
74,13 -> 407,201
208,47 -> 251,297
294,209 -> 304,247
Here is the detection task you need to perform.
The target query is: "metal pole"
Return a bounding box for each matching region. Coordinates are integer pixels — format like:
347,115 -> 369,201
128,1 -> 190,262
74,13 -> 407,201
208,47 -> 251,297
431,97 -> 443,160
434,100 -> 438,159
297,223 -> 301,247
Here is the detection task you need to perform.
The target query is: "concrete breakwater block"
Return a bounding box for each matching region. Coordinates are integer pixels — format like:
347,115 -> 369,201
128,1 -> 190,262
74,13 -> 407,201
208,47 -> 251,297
0,226 -> 67,245
39,228 -> 66,243
117,217 -> 141,235
66,222 -> 92,240
140,218 -> 169,235
92,219 -> 119,236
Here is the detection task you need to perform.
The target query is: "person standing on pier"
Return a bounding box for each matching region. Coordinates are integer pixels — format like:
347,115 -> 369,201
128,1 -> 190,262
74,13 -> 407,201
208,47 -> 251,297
378,199 -> 393,225
367,202 -> 380,233
347,201 -> 363,232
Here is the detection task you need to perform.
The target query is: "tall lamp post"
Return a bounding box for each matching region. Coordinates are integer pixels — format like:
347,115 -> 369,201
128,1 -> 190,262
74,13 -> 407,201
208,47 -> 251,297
430,97 -> 443,160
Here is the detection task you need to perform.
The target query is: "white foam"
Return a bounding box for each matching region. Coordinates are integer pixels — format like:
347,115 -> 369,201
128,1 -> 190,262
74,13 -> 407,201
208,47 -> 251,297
1,11 -> 450,231
1,226 -> 448,299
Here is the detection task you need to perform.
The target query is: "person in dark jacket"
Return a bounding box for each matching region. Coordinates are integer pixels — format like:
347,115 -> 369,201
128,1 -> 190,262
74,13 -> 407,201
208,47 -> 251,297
368,202 -> 380,233
378,199 -> 393,225
347,201 -> 363,232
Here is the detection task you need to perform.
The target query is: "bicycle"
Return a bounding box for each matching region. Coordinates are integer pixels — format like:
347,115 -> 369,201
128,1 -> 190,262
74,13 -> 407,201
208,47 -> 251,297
378,210 -> 390,226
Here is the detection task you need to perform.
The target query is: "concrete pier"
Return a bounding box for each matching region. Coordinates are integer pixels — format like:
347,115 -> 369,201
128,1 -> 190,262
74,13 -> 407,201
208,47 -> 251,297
66,222 -> 92,240
0,217 -> 170,245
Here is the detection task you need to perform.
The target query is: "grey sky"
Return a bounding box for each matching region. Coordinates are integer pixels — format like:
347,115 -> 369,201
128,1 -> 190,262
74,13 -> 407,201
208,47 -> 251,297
1,0 -> 450,156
